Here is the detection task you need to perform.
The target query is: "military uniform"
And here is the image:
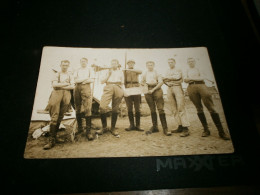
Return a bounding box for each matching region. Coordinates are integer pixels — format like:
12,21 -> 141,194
73,67 -> 94,140
44,71 -> 74,149
124,68 -> 143,131
141,70 -> 171,135
185,67 -> 230,140
97,69 -> 124,136
164,68 -> 190,136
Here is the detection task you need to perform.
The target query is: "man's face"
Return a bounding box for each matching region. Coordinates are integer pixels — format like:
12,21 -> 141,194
60,62 -> 69,72
187,59 -> 196,68
168,59 -> 176,69
80,59 -> 88,68
127,62 -> 135,69
146,62 -> 154,71
111,60 -> 119,70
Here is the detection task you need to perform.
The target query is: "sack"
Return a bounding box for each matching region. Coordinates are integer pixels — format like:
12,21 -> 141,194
124,87 -> 143,97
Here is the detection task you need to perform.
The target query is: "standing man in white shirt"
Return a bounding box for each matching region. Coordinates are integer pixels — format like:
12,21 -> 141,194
184,57 -> 230,140
163,58 -> 190,137
141,61 -> 172,136
96,59 -> 125,137
44,60 -> 75,150
74,58 -> 94,140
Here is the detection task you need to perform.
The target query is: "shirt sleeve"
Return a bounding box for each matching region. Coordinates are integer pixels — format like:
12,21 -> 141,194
121,70 -> 125,84
157,72 -> 163,83
140,72 -> 146,84
69,73 -> 75,85
73,70 -> 78,79
51,72 -> 59,83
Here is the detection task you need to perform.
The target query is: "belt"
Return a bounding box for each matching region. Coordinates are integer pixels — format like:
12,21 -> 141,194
189,81 -> 205,85
106,82 -> 122,85
126,82 -> 139,84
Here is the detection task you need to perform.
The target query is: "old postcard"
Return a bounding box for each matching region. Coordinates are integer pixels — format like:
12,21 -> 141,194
24,47 -> 234,158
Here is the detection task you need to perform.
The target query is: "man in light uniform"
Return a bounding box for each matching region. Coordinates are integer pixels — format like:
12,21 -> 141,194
163,58 -> 190,137
141,61 -> 171,136
184,58 -> 230,140
44,60 -> 75,150
74,58 -> 94,140
123,59 -> 144,131
96,59 -> 125,136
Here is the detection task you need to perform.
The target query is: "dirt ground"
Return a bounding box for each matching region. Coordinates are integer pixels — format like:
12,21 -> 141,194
24,98 -> 234,159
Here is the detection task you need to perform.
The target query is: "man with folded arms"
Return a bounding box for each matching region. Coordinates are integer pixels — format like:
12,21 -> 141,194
184,57 -> 230,140
44,60 -> 75,150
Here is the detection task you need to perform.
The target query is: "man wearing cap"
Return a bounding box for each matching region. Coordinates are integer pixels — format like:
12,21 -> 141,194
184,57 -> 230,140
163,58 -> 190,137
44,60 -> 75,150
74,58 -> 94,140
96,59 -> 125,136
123,59 -> 144,131
141,61 -> 171,136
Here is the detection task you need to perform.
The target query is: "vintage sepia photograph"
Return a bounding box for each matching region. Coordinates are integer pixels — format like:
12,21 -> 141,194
24,46 -> 234,158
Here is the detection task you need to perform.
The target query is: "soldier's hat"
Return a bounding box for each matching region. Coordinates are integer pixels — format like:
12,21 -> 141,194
127,59 -> 135,64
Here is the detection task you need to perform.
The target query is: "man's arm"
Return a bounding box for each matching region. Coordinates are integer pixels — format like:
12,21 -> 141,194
163,70 -> 182,81
123,69 -> 142,74
149,73 -> 163,93
101,70 -> 111,84
52,81 -> 70,88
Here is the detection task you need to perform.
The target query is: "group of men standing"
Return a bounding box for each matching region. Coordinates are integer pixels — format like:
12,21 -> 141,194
43,57 -> 230,150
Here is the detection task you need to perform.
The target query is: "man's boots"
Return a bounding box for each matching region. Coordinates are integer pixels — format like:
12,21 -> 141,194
159,113 -> 171,136
135,112 -> 144,131
210,112 -> 230,140
86,116 -> 94,140
110,112 -> 119,136
147,112 -> 159,133
197,112 -> 210,137
76,113 -> 84,135
55,122 -> 65,143
125,112 -> 136,131
43,124 -> 56,150
96,113 -> 108,135
171,125 -> 183,133
180,127 -> 190,137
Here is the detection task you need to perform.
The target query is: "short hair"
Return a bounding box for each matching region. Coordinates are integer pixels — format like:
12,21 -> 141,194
111,59 -> 119,64
81,58 -> 88,62
187,57 -> 195,61
60,60 -> 70,65
168,58 -> 176,62
146,61 -> 155,65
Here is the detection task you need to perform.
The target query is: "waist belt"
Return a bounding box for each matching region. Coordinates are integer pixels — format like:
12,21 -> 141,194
106,82 -> 122,85
189,81 -> 205,85
126,82 -> 139,84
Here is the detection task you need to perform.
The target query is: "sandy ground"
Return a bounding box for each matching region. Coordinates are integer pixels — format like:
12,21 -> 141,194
24,98 -> 234,159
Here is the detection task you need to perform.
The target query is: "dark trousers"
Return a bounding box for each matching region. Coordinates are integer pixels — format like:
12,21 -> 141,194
124,95 -> 141,113
145,88 -> 165,114
187,84 -> 216,113
74,83 -> 92,117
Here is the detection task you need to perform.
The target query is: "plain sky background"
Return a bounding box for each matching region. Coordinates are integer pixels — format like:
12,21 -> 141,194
31,46 -> 217,120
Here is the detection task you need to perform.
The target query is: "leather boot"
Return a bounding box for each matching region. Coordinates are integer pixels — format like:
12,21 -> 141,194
110,112 -> 119,136
76,113 -> 84,135
171,125 -> 183,133
55,122 -> 65,143
197,112 -> 211,137
96,113 -> 108,135
159,113 -> 171,136
148,112 -> 159,133
43,124 -> 56,150
180,127 -> 190,137
135,112 -> 144,131
86,116 -> 94,140
125,112 -> 136,131
210,112 -> 230,140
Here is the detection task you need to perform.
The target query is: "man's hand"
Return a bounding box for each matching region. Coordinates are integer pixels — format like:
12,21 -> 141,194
148,89 -> 154,94
184,78 -> 191,83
